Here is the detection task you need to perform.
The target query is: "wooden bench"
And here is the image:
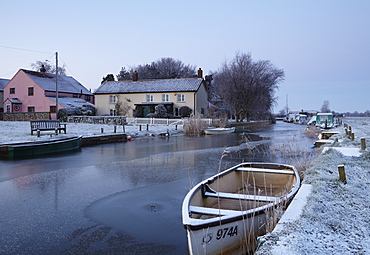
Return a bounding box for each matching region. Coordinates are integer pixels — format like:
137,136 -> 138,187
30,120 -> 67,135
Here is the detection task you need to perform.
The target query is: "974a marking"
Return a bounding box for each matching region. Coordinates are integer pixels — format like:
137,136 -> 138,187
216,226 -> 238,240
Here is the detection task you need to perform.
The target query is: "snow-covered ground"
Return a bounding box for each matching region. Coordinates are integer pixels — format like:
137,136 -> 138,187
0,121 -> 184,144
256,117 -> 370,254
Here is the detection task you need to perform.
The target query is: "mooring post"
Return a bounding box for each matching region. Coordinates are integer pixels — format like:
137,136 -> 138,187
361,137 -> 366,150
101,128 -> 104,133
338,165 -> 347,184
37,129 -> 40,137
122,125 -> 125,133
351,132 -> 354,141
139,125 -> 142,131
114,126 -> 117,133
55,128 -> 58,135
146,124 -> 149,131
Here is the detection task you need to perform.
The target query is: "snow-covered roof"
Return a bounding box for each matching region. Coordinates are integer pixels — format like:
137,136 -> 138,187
6,98 -> 22,104
94,78 -> 204,94
0,78 -> 10,90
22,69 -> 93,95
47,96 -> 95,108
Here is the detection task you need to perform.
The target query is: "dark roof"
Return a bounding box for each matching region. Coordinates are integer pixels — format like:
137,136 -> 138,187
0,78 -> 10,90
94,78 -> 204,94
22,69 -> 93,95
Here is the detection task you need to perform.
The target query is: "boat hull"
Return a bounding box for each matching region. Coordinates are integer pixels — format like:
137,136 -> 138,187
182,162 -> 300,254
0,136 -> 82,159
203,127 -> 235,135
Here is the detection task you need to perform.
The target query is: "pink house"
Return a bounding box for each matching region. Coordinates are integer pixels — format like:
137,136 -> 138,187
3,69 -> 94,119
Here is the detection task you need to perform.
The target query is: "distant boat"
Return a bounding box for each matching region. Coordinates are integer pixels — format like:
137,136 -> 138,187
182,162 -> 300,254
203,127 -> 235,135
0,136 -> 82,159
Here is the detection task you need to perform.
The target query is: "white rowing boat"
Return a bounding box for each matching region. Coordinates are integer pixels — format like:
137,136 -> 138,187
203,127 -> 235,135
182,162 -> 300,254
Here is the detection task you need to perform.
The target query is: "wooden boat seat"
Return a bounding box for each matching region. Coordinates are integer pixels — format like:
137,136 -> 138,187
236,167 -> 294,175
189,205 -> 242,216
204,190 -> 280,202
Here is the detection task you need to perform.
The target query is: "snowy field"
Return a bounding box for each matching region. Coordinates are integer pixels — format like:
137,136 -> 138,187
256,117 -> 370,255
0,121 -> 183,144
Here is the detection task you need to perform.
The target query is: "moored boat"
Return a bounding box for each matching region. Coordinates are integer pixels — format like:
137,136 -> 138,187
203,127 -> 235,135
0,136 -> 83,159
182,162 -> 300,254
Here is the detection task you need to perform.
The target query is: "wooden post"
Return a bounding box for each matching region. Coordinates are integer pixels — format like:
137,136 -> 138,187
55,128 -> 58,135
101,128 -> 104,133
361,137 -> 366,150
139,125 -> 142,131
114,126 -> 117,133
351,132 -> 354,141
338,165 -> 347,184
345,128 -> 348,135
146,124 -> 149,131
37,129 -> 40,137
122,125 -> 125,133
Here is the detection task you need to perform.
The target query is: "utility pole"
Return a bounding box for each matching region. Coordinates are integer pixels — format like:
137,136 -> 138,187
56,52 -> 59,118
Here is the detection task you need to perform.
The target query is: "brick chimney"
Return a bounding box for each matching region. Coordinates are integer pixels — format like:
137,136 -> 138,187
197,68 -> 203,78
132,71 -> 138,81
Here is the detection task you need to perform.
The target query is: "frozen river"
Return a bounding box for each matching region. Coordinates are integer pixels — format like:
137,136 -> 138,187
0,121 -> 314,254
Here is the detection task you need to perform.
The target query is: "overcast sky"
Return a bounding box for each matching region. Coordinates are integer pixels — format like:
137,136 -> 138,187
1,0 -> 369,113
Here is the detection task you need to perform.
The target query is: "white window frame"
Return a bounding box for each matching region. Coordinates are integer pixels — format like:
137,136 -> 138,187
146,94 -> 154,102
162,94 -> 169,102
174,107 -> 180,117
109,95 -> 117,104
177,94 -> 185,102
6,104 -> 11,113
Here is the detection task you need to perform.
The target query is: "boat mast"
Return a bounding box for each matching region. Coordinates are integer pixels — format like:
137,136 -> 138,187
55,52 -> 59,118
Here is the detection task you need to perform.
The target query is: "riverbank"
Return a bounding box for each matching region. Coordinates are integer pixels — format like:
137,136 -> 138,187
256,117 -> 370,254
0,121 -> 184,144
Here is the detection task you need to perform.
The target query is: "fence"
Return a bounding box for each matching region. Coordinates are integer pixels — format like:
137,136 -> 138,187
67,116 -> 127,125
126,117 -> 217,126
65,116 -> 218,127
3,112 -> 51,121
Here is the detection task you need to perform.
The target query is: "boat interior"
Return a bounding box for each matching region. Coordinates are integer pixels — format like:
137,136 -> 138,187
189,164 -> 297,220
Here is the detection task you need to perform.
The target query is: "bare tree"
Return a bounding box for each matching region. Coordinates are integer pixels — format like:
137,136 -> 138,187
123,57 -> 196,80
213,53 -> 284,121
115,95 -> 132,116
31,60 -> 66,75
320,100 -> 331,113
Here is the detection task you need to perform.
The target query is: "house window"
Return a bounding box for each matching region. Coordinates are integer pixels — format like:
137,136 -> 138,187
28,87 -> 34,96
28,107 -> 35,112
146,94 -> 154,102
85,95 -> 91,101
6,104 -> 11,113
177,94 -> 185,102
50,106 -> 56,113
110,109 -> 116,116
174,107 -> 179,117
162,94 -> 169,102
10,88 -> 15,94
109,95 -> 117,104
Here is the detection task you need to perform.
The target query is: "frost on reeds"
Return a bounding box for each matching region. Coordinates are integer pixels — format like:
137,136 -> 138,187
304,125 -> 322,138
183,114 -> 209,135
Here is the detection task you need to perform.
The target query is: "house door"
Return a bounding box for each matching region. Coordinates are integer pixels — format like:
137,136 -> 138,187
143,106 -> 150,117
